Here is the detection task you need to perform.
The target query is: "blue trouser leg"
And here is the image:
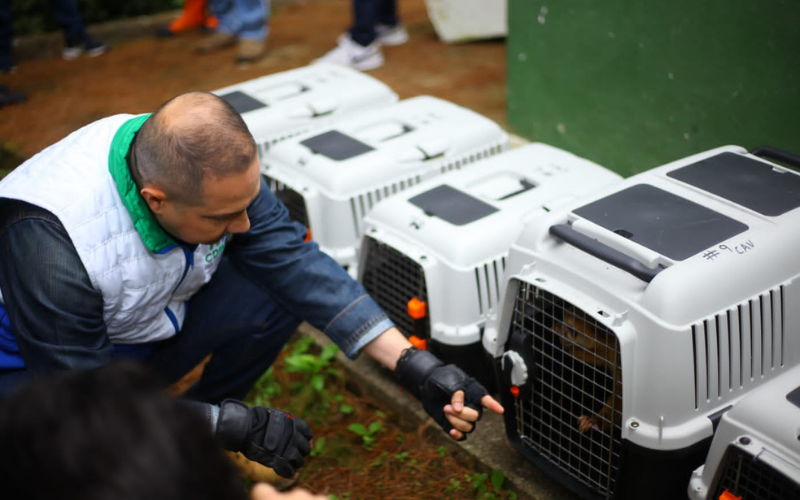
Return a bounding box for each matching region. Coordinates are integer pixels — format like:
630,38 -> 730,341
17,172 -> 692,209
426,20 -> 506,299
0,1 -> 13,71
47,0 -> 87,45
349,0 -> 398,46
145,257 -> 300,404
207,0 -> 269,41
377,0 -> 398,27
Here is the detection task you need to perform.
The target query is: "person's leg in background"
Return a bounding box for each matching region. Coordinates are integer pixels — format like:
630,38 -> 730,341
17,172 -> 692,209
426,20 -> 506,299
234,0 -> 269,64
197,0 -> 268,64
156,0 -> 218,37
375,0 -> 407,46
144,257 -> 300,404
314,0 -> 407,71
0,4 -> 26,108
0,1 -> 14,73
47,0 -> 108,60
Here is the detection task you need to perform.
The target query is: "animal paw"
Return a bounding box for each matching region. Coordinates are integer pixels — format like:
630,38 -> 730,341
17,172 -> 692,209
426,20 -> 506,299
577,415 -> 600,433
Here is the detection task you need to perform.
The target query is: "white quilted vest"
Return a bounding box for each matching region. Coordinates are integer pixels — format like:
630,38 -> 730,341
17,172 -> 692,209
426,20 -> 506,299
0,114 -> 226,344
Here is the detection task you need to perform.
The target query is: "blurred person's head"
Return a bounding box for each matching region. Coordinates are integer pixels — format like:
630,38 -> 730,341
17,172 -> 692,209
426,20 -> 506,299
131,91 -> 261,245
0,361 -> 249,500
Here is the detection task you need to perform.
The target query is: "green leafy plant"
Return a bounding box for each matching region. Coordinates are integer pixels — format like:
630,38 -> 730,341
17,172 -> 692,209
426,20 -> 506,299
283,337 -> 341,393
444,478 -> 463,493
310,436 -> 327,458
347,419 -> 385,451
462,471 -> 517,500
248,366 -> 281,407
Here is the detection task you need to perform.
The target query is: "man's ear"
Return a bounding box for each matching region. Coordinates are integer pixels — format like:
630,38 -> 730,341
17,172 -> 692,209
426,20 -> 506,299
140,186 -> 170,214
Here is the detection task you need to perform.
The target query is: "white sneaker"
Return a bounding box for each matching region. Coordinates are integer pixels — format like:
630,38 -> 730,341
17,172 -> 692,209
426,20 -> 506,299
313,35 -> 384,71
375,23 -> 409,46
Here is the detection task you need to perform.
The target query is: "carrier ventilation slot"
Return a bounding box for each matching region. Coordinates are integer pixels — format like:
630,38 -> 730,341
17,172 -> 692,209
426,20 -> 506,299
439,142 -> 506,174
263,175 -> 309,228
473,258 -> 506,315
510,281 -> 623,499
360,236 -> 430,340
713,446 -> 800,500
348,176 -> 422,238
692,286 -> 785,410
257,127 -> 311,158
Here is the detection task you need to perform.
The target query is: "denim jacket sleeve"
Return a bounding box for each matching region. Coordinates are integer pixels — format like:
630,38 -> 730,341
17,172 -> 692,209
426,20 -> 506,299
0,200 -> 112,376
226,178 -> 394,358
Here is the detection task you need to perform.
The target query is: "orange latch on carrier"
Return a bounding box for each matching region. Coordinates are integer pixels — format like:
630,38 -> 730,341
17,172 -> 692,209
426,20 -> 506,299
719,490 -> 742,500
409,335 -> 428,350
407,297 -> 428,349
510,385 -> 520,398
407,297 -> 427,319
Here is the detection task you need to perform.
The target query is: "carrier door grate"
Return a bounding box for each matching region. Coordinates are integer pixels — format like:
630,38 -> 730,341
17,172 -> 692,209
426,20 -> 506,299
360,236 -> 430,339
713,446 -> 800,500
511,281 -> 623,499
264,175 -> 310,228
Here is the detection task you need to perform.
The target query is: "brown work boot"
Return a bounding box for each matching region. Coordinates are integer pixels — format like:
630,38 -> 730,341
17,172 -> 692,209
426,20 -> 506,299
236,39 -> 267,64
196,31 -> 237,53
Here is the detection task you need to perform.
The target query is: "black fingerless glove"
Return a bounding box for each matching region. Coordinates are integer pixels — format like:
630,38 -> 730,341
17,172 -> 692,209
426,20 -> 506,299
215,399 -> 313,478
394,347 -> 488,440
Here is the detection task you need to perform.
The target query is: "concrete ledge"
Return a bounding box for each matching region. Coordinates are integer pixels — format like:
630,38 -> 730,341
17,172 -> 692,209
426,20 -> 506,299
300,322 -> 578,500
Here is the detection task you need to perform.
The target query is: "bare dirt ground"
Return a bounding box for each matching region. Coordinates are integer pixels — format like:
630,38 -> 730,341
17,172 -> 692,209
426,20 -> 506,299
0,0 -> 506,170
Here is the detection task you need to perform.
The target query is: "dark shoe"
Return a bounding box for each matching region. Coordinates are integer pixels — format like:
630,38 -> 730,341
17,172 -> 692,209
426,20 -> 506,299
0,89 -> 27,109
155,25 -> 177,38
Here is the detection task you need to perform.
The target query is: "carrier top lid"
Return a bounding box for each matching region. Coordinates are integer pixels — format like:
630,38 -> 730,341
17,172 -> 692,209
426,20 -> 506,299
667,152 -> 800,216
299,130 -> 375,161
220,90 -> 269,113
409,184 -> 499,226
573,184 -> 749,260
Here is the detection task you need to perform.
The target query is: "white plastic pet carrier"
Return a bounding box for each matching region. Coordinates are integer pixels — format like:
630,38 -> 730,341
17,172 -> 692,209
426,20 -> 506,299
688,364 -> 800,500
260,95 -> 510,272
212,63 -> 398,157
483,145 -> 800,500
357,143 -> 622,388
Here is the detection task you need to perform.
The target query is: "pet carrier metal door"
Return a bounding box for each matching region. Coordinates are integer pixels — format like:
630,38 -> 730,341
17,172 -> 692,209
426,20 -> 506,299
505,281 -> 624,499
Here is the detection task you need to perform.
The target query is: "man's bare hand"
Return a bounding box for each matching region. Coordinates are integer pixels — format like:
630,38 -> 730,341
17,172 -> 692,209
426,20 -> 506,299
443,390 -> 504,440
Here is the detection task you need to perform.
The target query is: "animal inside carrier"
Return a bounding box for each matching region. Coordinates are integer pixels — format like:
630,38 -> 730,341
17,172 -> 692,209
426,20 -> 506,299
261,95 -> 509,273
357,143 -> 622,388
483,145 -> 800,500
688,363 -> 800,500
213,63 -> 398,157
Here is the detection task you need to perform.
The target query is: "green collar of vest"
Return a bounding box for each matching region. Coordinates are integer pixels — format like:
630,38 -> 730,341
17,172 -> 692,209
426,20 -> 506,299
108,114 -> 177,253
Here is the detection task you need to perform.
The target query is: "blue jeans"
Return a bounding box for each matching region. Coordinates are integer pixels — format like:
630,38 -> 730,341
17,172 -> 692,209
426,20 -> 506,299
208,0 -> 270,41
349,0 -> 399,46
143,257 -> 300,404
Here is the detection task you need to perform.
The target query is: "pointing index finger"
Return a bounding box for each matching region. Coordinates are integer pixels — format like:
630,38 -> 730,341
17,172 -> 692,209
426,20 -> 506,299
481,394 -> 505,415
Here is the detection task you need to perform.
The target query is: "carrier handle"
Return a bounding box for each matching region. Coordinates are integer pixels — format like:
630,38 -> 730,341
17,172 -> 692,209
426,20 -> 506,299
549,223 -> 664,283
749,146 -> 800,171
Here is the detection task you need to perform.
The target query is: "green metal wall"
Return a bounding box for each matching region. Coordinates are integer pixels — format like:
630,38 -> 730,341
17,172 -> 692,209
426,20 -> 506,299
507,1 -> 800,177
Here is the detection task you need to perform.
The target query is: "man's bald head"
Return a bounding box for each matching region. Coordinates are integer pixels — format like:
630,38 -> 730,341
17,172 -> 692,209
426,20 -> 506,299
131,91 -> 257,206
